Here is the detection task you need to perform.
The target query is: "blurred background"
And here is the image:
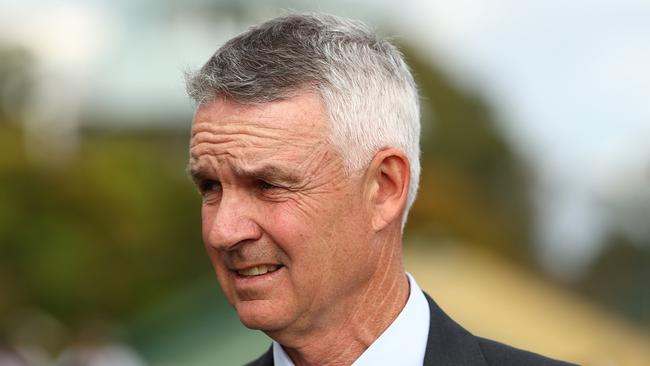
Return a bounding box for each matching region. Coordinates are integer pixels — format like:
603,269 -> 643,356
1,0 -> 649,365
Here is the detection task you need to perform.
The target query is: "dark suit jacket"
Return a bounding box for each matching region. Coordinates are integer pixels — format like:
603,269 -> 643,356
245,292 -> 578,365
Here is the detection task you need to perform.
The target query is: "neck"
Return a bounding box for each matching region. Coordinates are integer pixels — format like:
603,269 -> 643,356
274,233 -> 410,366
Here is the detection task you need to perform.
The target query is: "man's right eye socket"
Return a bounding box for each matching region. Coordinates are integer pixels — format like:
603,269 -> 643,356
199,180 -> 222,194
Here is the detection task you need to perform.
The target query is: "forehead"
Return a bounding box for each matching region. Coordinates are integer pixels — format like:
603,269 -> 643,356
189,93 -> 332,173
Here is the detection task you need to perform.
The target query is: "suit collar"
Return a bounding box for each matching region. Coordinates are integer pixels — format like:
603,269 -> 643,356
423,292 -> 488,366
246,346 -> 273,366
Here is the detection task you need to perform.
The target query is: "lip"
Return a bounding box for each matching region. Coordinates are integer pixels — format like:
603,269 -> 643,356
230,264 -> 286,289
230,263 -> 281,274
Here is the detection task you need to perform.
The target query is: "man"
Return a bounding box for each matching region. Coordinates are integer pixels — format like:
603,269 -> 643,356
186,13 -> 576,366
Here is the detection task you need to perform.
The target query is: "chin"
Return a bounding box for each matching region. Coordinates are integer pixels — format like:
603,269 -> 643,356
235,298 -> 289,331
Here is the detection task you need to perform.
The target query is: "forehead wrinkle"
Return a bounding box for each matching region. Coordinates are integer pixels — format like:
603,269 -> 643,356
190,123 -> 321,155
191,124 -> 285,144
189,138 -> 238,162
189,130 -> 289,164
189,144 -> 299,180
188,151 -> 231,174
190,139 -> 303,168
191,114 -> 325,139
190,128 -> 328,172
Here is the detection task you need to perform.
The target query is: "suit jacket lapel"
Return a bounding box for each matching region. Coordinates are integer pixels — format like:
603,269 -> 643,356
422,292 -> 488,366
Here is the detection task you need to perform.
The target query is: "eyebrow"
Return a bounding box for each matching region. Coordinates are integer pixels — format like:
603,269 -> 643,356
236,165 -> 301,184
187,164 -> 301,186
187,166 -> 208,185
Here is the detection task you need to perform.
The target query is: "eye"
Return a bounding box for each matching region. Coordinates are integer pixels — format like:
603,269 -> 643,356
199,179 -> 222,195
256,180 -> 279,190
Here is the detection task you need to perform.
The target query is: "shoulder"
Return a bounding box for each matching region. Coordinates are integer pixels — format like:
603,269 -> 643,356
422,291 -> 578,366
476,337 -> 578,366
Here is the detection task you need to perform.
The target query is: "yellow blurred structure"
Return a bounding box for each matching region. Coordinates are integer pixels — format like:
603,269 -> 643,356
405,244 -> 650,366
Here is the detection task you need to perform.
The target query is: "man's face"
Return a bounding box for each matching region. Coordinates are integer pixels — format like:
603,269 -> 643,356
189,93 -> 378,336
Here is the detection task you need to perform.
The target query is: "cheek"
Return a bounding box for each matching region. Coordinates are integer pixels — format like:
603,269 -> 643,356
319,195 -> 374,279
265,198 -> 329,250
203,247 -> 237,303
200,206 -> 236,301
263,202 -> 335,288
268,197 -> 356,276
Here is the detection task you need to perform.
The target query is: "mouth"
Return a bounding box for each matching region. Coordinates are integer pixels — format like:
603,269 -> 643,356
234,264 -> 284,277
227,263 -> 286,297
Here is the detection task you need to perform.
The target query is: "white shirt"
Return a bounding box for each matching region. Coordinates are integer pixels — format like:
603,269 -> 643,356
273,273 -> 430,366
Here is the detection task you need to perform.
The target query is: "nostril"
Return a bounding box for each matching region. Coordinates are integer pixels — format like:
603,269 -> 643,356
203,217 -> 263,251
201,191 -> 264,250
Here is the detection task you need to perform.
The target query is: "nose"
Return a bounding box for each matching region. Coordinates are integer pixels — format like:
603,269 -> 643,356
202,189 -> 262,251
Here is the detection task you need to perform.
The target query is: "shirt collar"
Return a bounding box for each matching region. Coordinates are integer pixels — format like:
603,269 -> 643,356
273,273 -> 430,366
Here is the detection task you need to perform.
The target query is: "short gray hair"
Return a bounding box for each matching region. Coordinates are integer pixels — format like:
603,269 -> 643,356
186,13 -> 420,225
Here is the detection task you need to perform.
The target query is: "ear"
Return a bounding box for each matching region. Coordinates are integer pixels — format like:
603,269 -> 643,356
364,148 -> 410,231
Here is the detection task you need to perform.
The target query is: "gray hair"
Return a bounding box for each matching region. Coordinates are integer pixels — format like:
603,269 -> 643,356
186,13 -> 420,226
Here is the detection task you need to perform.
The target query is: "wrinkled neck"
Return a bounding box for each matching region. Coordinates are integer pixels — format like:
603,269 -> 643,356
279,234 -> 409,366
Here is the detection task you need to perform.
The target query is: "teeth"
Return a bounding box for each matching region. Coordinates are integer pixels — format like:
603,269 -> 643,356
237,265 -> 279,276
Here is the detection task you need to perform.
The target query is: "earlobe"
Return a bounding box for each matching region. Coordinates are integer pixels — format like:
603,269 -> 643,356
367,149 -> 410,231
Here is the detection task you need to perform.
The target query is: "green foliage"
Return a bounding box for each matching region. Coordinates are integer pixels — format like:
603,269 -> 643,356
0,126 -> 207,335
579,233 -> 650,327
0,45 -> 33,123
